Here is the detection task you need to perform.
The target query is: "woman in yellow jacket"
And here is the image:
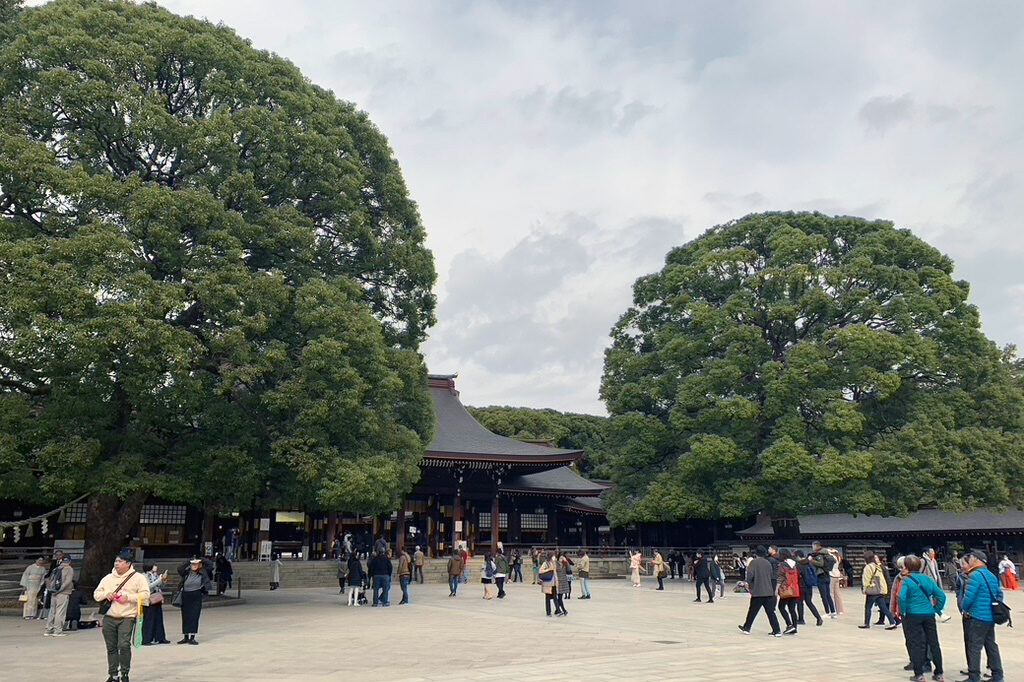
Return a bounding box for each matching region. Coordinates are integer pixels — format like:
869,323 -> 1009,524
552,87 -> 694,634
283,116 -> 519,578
858,552 -> 898,629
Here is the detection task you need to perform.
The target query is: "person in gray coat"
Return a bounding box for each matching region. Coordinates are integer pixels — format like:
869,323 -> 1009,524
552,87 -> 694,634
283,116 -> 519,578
737,546 -> 782,636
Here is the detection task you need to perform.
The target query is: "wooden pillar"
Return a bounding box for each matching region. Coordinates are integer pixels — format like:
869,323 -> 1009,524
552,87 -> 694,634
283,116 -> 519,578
453,492 -> 463,548
395,499 -> 406,552
326,511 -> 338,557
491,494 -> 500,553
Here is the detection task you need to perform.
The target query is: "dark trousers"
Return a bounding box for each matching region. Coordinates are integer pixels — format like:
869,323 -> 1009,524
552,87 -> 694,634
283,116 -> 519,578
545,591 -> 566,615
513,566 -> 523,582
863,594 -> 895,626
495,576 -> 506,597
141,603 -> 166,643
414,565 -> 423,583
965,619 -> 1002,680
778,598 -> 800,630
657,575 -> 664,589
817,576 -> 836,614
903,614 -> 942,675
742,595 -> 781,633
797,589 -> 821,623
338,576 -> 346,591
179,590 -> 203,634
102,615 -> 135,677
696,577 -> 713,601
372,575 -> 389,605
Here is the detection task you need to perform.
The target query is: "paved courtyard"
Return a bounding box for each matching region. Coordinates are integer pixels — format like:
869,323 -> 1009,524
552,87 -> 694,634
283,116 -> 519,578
3,577 -> 1021,681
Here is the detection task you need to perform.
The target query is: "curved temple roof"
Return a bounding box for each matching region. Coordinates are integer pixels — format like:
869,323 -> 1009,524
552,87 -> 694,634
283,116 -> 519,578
502,466 -> 608,497
425,375 -> 583,465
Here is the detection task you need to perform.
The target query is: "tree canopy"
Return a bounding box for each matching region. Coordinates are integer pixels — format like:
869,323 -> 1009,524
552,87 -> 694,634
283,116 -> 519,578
0,0 -> 436,577
468,405 -> 612,478
600,212 -> 1024,525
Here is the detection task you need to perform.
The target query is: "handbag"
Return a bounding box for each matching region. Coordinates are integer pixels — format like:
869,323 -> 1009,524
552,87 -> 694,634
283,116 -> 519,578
983,574 -> 1012,627
98,571 -> 136,615
171,589 -> 182,607
864,566 -> 883,596
149,592 -> 164,606
18,592 -> 28,602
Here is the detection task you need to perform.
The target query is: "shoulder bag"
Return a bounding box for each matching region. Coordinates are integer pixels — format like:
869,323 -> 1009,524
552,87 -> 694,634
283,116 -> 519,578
97,571 -> 136,615
983,574 -> 1012,627
865,565 -> 883,596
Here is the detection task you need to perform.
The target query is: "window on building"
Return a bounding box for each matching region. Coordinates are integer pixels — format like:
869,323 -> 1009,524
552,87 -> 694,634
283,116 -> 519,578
520,513 -> 548,530
477,512 -> 508,529
63,503 -> 88,523
139,505 -> 187,525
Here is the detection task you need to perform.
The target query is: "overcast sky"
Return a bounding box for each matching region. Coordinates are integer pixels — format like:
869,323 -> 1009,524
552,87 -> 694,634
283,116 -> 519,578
152,0 -> 1024,414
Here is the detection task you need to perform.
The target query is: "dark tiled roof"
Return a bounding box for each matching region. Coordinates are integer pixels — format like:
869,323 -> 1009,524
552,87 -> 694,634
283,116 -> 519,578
738,509 -> 1024,538
561,496 -> 605,513
501,467 -> 608,496
425,378 -> 582,463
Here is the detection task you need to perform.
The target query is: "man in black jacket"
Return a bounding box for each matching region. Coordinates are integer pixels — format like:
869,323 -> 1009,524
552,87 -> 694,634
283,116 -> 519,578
368,551 -> 392,607
738,546 -> 782,636
694,551 -> 715,603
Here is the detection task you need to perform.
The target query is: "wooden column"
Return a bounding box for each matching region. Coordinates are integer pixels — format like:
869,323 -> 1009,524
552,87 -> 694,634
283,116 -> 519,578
490,494 -> 500,553
452,492 -> 463,548
395,499 -> 406,552
325,511 -> 338,557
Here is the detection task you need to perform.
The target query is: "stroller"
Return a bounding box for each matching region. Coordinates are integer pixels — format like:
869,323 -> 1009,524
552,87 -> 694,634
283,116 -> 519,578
357,576 -> 370,605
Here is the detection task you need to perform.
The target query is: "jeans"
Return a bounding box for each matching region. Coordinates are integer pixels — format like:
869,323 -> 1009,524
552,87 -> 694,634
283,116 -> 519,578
797,589 -> 822,623
742,595 -> 781,633
102,615 -> 135,677
863,594 -> 896,626
817,576 -> 836,614
965,618 -> 1002,680
580,576 -> 591,597
45,592 -> 69,633
716,578 -> 726,597
399,576 -> 410,603
903,614 -> 943,676
513,566 -> 523,582
372,575 -> 389,606
462,566 -> 469,583
449,575 -> 459,595
413,565 -> 423,583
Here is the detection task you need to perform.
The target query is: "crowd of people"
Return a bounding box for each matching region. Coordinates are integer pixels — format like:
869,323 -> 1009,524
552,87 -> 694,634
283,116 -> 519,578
14,540 -> 1017,682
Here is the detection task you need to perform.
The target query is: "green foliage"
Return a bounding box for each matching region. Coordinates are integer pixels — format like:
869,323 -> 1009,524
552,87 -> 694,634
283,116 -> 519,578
0,0 -> 435,514
468,405 -> 612,478
601,212 -> 1024,524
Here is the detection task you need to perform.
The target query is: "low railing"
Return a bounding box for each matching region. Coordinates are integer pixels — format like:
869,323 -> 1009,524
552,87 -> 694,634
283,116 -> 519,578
0,546 -> 81,562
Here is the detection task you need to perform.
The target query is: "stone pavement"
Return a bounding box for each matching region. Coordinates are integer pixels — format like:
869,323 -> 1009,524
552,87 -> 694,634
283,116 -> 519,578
2,576 -> 1021,681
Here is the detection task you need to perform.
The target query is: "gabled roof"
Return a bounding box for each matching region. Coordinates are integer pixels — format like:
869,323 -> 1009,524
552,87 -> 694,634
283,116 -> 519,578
738,509 -> 1024,539
425,375 -> 583,465
502,466 -> 608,497
559,496 -> 606,515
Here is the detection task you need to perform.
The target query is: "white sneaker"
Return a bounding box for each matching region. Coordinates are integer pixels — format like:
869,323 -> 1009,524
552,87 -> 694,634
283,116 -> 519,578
938,613 -> 951,623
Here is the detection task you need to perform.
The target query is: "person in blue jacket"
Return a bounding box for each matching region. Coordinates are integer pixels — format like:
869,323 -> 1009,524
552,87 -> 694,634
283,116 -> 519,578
898,555 -> 946,682
956,549 -> 1004,682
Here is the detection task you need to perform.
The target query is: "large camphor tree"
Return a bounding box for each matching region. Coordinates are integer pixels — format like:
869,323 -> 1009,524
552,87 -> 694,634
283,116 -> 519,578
600,212 -> 1024,530
0,0 -> 436,584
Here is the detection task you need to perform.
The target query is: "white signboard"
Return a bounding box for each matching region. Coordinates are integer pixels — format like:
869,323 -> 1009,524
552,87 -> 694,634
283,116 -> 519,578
259,518 -> 270,531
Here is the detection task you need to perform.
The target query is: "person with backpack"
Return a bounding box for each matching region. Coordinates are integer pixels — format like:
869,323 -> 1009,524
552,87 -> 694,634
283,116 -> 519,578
794,550 -> 823,626
809,540 -> 838,618
957,549 -> 1005,682
899,555 -> 947,682
43,554 -> 74,636
775,549 -> 802,635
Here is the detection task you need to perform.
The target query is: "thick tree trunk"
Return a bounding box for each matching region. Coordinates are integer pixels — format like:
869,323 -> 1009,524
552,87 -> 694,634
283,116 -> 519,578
80,492 -> 148,589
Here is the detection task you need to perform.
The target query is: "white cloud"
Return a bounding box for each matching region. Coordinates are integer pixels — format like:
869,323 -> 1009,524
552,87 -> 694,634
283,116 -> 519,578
143,1 -> 1024,411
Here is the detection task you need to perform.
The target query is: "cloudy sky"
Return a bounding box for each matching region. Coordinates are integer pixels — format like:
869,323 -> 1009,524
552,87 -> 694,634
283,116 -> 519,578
153,0 -> 1024,414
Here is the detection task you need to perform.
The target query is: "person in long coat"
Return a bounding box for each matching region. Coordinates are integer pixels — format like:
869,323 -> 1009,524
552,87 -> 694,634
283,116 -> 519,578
142,563 -> 170,645
20,557 -> 47,619
269,553 -> 283,590
176,557 -> 212,644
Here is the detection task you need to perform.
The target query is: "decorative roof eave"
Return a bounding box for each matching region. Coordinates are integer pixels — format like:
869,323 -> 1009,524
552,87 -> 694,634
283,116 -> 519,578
423,450 -> 582,465
501,486 -> 603,497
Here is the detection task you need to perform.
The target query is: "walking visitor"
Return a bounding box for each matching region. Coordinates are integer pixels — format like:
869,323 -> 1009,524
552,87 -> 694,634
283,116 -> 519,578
540,550 -> 566,616
337,553 -> 349,594
215,554 -> 232,595
43,554 -> 74,636
19,556 -> 47,619
95,549 -> 150,682
142,563 -> 170,645
694,550 -> 714,603
176,557 -> 212,644
712,554 -> 727,598
481,552 -> 496,599
494,549 -> 509,598
859,551 -> 898,629
828,548 -> 846,614
809,540 -> 838,618
997,555 -> 1018,591
652,549 -> 667,590
794,550 -> 823,626
957,550 -> 1005,682
898,555 -> 947,682
738,546 -> 782,636
775,549 -> 802,635
447,548 -> 464,597
629,549 -> 644,588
